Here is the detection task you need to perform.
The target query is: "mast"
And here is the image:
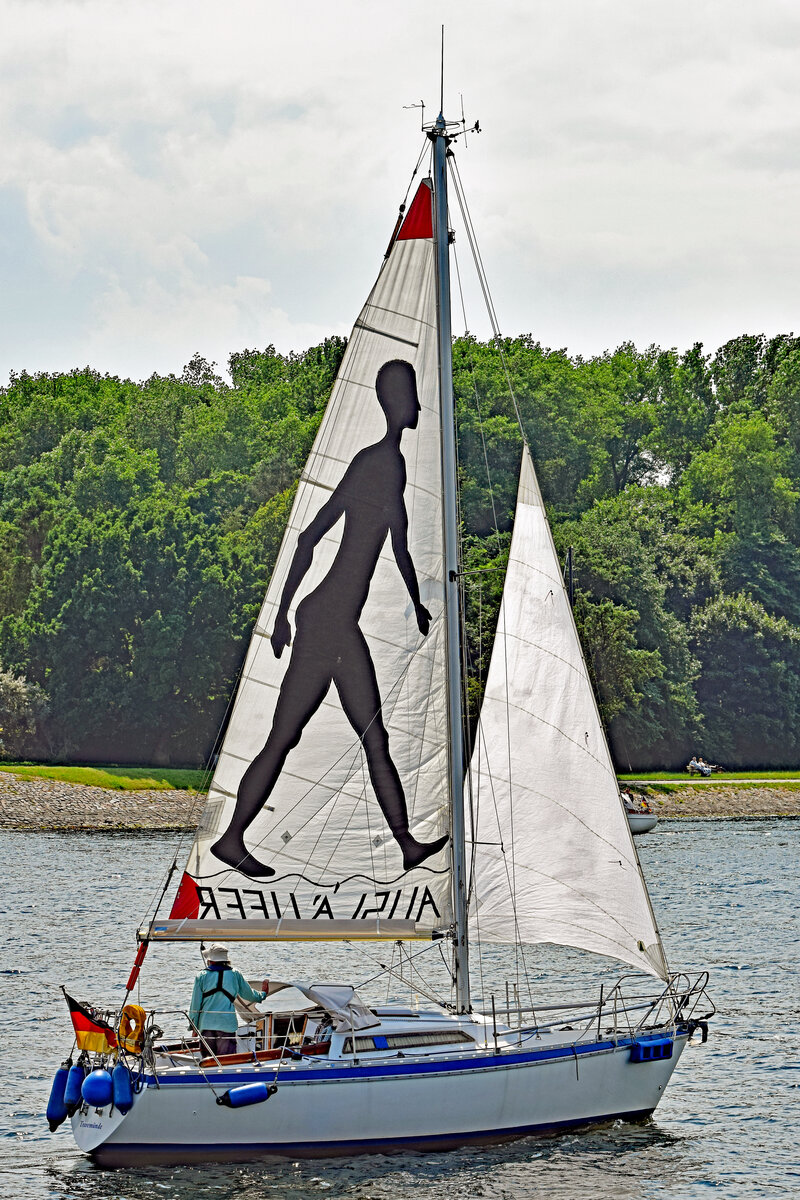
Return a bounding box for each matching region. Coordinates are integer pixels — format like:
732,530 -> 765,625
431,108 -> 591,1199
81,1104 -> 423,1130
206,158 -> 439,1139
431,112 -> 470,1012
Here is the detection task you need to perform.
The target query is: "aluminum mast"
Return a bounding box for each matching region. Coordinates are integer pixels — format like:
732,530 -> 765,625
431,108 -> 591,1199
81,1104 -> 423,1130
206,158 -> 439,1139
431,112 -> 470,1013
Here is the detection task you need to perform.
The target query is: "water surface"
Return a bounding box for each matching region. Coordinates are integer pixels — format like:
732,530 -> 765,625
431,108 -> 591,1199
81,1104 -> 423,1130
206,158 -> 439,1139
1,820 -> 797,1198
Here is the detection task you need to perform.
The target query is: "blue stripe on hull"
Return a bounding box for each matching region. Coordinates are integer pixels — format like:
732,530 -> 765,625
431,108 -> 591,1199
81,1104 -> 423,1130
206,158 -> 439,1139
152,1033 -> 679,1088
90,1107 -> 656,1167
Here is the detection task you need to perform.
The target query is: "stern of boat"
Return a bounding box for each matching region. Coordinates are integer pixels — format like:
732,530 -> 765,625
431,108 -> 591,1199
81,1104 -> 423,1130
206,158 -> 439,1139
71,1102 -> 130,1153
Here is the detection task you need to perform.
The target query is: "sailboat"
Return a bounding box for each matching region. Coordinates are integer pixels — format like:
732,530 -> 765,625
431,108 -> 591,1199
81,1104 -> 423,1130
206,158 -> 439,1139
48,108 -> 712,1166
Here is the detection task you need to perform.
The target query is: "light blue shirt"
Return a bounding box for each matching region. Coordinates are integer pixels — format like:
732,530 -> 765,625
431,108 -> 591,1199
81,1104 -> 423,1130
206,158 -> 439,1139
189,966 -> 266,1033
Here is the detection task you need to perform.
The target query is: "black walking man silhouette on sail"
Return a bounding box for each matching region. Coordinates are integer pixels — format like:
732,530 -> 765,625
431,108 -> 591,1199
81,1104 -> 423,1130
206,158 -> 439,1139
212,359 -> 449,879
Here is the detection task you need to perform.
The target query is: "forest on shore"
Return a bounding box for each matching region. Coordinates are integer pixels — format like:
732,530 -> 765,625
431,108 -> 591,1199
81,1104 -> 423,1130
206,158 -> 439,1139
1,330 -> 799,770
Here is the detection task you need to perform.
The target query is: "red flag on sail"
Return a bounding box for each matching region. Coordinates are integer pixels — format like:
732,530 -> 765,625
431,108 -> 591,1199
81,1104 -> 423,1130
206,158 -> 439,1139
63,990 -> 118,1054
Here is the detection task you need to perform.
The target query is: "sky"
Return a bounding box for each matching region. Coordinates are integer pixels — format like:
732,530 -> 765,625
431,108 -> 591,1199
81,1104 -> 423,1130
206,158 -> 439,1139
1,0 -> 799,384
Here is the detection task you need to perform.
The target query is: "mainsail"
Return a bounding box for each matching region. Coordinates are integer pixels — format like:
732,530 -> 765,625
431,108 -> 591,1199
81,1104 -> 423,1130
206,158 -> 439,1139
154,182 -> 453,942
467,447 -> 669,980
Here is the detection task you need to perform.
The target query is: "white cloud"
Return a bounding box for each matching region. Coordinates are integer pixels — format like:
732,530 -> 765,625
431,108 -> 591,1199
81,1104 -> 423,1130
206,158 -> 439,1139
84,272 -> 345,380
1,0 -> 800,381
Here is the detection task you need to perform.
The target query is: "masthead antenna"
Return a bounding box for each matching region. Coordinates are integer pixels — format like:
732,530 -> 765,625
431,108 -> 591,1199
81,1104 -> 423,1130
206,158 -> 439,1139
440,25 -> 445,114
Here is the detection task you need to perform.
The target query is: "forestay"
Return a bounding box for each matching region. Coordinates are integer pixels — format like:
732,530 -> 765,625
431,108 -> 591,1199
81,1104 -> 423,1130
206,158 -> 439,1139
467,447 -> 669,979
151,182 -> 452,942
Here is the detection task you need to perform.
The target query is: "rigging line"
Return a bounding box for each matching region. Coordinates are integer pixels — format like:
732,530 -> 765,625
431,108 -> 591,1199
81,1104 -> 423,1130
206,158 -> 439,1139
161,172 -> 443,901
441,285 -> 542,1008
303,606 -> 442,882
385,942 -> 397,1003
139,790 -> 208,929
449,155 -> 502,339
188,342 -> 387,892
315,753 -> 369,880
450,159 -> 522,999
451,241 -> 503,556
237,370 -> 448,879
494,579 -> 521,993
405,139 -> 432,207
448,241 -> 505,987
448,157 -> 527,446
269,227 -> 441,619
258,154 -> 442,625
466,580 -> 487,1009
359,740 -> 380,883
139,630 -> 253,927
405,947 -> 447,1007
436,938 -> 456,997
292,192 -> 424,525
269,612 -> 442,856
433,935 -> 455,989
465,577 -> 483,909
450,333 -> 474,999
240,612 -> 446,872
398,938 -> 449,1007
385,138 -> 432,257
346,938 -> 447,1006
472,708 -> 533,972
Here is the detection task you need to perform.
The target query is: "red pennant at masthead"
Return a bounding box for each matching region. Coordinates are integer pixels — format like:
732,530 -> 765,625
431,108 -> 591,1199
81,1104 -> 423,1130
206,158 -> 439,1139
397,180 -> 434,241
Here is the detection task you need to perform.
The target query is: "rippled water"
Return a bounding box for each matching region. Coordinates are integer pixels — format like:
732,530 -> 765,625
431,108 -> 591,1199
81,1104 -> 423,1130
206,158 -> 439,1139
1,820 -> 798,1199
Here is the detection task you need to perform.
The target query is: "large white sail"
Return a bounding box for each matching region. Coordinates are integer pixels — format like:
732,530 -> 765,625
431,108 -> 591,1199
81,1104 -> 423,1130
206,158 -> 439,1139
155,182 -> 453,941
468,447 -> 669,979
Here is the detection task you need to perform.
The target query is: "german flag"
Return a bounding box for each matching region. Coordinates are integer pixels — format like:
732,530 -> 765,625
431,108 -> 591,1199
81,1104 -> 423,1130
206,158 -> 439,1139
63,990 -> 118,1054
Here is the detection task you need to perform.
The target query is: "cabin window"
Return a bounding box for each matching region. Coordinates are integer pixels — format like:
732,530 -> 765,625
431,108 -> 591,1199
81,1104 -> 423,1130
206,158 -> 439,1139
342,1030 -> 474,1053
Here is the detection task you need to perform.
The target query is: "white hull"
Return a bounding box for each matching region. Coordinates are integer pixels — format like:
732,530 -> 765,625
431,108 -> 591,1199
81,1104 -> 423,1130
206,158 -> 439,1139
628,816 -> 662,835
627,814 -> 658,834
72,1029 -> 688,1166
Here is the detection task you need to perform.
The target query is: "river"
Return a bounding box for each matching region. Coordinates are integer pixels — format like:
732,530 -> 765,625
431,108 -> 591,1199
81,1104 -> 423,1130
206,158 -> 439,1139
1,819 -> 797,1199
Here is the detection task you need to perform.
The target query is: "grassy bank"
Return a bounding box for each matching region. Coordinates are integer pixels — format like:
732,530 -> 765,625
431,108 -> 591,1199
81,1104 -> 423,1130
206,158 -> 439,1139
0,763 -> 208,791
2,763 -> 800,793
617,770 -> 800,782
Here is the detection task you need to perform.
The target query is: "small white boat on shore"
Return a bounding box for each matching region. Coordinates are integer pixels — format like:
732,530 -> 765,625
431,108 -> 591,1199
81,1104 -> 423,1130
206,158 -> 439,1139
46,95 -> 711,1167
622,792 -> 659,834
627,810 -> 659,834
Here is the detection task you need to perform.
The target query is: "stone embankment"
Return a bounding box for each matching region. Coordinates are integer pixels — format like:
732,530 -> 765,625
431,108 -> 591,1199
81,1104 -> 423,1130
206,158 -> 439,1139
631,784 -> 800,819
0,771 -> 199,830
2,771 -> 799,831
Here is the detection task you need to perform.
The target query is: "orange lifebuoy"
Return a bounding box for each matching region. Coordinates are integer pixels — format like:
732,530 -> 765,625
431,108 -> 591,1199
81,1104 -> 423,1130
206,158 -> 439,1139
118,1003 -> 147,1054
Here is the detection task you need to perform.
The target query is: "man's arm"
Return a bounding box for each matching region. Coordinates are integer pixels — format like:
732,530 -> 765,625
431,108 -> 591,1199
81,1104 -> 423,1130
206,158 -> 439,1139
390,506 -> 430,635
271,489 -> 347,656
232,970 -> 267,1004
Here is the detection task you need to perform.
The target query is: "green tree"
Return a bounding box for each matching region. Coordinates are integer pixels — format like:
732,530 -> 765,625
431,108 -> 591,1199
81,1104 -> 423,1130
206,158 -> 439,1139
690,593 -> 800,766
0,668 -> 48,758
679,409 -> 798,542
555,490 -> 702,767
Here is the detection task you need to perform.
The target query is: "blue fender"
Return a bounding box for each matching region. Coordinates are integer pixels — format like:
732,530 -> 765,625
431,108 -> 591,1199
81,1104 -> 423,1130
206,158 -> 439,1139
64,1062 -> 87,1115
46,1064 -> 70,1131
81,1068 -> 113,1109
216,1082 -> 278,1108
112,1063 -> 135,1114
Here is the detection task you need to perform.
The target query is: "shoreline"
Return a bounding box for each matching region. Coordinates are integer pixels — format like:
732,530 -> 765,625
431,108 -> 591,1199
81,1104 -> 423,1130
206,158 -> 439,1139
0,771 -> 200,831
2,771 -> 800,830
641,784 -> 800,819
